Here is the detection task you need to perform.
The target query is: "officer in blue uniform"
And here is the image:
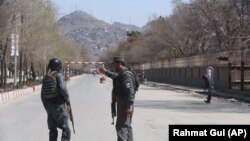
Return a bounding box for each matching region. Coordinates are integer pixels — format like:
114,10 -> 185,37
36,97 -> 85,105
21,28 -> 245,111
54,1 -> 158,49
98,56 -> 135,141
41,58 -> 71,141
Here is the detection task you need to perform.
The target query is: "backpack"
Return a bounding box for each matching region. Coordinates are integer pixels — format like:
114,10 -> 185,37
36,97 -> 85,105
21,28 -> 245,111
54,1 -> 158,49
126,70 -> 140,92
42,71 -> 59,99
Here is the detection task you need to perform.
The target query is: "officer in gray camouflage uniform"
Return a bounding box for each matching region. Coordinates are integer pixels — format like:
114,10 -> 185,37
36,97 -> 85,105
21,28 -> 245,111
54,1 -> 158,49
98,56 -> 135,141
41,58 -> 71,141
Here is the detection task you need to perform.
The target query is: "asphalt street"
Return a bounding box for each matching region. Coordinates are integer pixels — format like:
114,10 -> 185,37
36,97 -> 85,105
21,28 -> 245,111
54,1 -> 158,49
0,75 -> 250,141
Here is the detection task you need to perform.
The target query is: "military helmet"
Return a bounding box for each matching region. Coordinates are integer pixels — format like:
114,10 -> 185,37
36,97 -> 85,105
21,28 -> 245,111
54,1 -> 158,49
48,58 -> 62,71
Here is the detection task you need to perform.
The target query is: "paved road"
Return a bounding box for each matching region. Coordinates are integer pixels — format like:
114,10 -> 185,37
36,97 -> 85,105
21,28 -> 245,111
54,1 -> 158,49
0,75 -> 250,141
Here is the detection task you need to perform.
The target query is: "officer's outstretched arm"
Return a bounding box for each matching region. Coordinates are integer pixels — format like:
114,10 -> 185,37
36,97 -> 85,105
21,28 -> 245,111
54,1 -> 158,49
105,70 -> 118,79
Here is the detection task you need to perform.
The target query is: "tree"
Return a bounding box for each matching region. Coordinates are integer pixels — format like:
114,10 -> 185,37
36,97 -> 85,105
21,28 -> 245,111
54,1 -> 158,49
0,0 -> 16,89
191,0 -> 250,51
102,0 -> 249,65
0,0 -> 89,89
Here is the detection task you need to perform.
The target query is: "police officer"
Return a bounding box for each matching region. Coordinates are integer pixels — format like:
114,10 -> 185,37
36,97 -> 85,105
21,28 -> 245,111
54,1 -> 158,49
41,58 -> 71,141
98,56 -> 135,141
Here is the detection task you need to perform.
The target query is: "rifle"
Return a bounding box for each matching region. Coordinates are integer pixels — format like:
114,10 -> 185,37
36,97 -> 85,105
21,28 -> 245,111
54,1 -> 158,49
111,102 -> 116,125
111,91 -> 116,125
68,103 -> 76,134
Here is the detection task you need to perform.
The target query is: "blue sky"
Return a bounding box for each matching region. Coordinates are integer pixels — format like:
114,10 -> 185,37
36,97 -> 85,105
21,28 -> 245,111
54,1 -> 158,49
51,0 -> 175,27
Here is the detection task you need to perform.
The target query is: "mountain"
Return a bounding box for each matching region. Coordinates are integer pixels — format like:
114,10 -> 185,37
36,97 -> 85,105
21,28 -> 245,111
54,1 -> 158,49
58,11 -> 141,60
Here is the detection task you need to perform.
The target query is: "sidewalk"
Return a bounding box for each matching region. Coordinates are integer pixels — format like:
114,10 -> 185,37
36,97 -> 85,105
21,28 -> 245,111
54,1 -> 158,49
145,81 -> 250,103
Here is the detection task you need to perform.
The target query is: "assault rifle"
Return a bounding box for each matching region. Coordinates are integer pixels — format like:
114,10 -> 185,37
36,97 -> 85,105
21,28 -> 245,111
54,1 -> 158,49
111,91 -> 116,125
68,103 -> 76,134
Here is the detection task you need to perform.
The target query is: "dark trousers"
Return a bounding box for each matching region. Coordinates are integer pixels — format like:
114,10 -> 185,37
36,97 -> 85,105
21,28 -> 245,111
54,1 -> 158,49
116,100 -> 134,141
206,93 -> 212,102
116,114 -> 133,141
205,89 -> 214,102
47,104 -> 71,141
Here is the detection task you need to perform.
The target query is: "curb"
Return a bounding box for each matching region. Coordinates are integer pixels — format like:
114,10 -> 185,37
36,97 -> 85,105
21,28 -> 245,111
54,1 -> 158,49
213,91 -> 250,103
146,81 -> 250,103
0,85 -> 42,105
0,75 -> 81,105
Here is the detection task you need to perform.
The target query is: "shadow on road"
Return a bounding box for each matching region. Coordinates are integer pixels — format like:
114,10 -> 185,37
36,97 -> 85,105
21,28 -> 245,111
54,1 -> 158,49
135,100 -> 250,114
139,87 -> 162,91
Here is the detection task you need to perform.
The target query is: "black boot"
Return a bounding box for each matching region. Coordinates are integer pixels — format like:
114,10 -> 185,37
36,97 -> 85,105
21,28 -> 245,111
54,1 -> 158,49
204,99 -> 210,104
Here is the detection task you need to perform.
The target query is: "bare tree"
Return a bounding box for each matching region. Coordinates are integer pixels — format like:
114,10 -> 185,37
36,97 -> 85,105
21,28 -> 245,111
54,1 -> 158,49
0,0 -> 16,89
0,0 -> 89,89
102,0 -> 249,65
191,0 -> 250,51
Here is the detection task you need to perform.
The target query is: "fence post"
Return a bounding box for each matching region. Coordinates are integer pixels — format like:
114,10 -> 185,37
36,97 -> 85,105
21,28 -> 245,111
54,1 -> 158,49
240,48 -> 248,91
240,61 -> 245,90
228,63 -> 232,89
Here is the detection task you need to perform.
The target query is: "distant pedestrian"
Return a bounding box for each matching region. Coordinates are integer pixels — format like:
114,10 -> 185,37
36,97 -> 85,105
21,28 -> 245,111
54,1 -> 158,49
202,74 -> 214,104
98,56 -> 136,141
41,58 -> 71,141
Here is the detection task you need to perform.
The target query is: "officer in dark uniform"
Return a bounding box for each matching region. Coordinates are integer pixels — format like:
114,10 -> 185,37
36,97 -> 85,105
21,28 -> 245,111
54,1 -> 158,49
98,56 -> 135,141
202,74 -> 214,104
41,58 -> 71,141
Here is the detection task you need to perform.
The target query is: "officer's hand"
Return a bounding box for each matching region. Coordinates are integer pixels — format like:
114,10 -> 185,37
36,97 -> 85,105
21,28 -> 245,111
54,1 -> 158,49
125,105 -> 133,115
97,67 -> 107,74
67,105 -> 71,113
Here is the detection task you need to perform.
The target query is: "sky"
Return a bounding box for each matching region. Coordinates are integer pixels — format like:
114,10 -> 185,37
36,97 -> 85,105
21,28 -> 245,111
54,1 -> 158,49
51,0 -> 175,27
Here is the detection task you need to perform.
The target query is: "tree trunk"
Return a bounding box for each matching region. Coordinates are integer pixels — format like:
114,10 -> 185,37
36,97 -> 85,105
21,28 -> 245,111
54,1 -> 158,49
2,43 -> 8,90
19,51 -> 23,85
30,61 -> 36,81
24,54 -> 28,84
0,59 -> 2,88
3,61 -> 7,90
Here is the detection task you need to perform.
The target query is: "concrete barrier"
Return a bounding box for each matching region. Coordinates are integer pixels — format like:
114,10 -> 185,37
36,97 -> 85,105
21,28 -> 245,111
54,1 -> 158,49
0,75 -> 78,105
0,85 -> 41,105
